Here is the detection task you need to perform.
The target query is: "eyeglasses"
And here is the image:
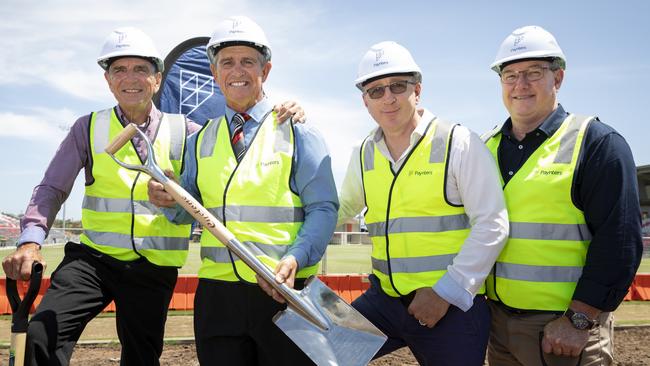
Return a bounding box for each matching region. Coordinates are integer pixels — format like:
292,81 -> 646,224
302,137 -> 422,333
500,66 -> 553,84
364,80 -> 417,99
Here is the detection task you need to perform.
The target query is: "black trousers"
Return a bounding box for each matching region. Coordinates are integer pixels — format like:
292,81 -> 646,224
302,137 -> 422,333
26,242 -> 177,366
193,278 -> 315,366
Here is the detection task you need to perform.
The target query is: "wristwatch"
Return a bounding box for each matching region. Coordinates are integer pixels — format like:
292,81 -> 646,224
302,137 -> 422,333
564,308 -> 596,330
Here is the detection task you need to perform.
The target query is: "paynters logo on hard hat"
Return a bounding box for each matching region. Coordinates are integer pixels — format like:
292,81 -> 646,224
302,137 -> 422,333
116,31 -> 128,44
510,32 -> 526,53
373,48 -> 388,67
375,49 -> 384,62
229,18 -> 244,34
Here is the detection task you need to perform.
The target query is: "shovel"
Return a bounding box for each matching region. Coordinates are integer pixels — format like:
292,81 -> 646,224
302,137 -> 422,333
6,261 -> 44,366
105,123 -> 386,366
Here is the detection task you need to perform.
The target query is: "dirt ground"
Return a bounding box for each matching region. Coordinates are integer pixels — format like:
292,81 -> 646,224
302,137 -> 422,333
1,327 -> 648,365
73,327 -> 650,366
1,303 -> 649,365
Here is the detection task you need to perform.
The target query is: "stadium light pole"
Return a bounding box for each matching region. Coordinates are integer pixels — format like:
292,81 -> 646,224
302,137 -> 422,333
58,123 -> 70,243
62,202 -> 66,235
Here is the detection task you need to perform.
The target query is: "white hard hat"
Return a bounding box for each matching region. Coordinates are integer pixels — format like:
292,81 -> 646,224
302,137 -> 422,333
490,25 -> 566,73
97,27 -> 164,72
206,16 -> 271,64
355,41 -> 422,90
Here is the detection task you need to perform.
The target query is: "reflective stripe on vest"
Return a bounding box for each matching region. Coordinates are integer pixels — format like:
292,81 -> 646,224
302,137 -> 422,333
205,205 -> 305,223
366,215 -> 470,237
484,114 -> 593,311
80,108 -> 190,266
201,240 -> 294,263
495,262 -> 583,283
509,222 -> 592,241
372,254 -> 456,275
362,118 -> 472,297
84,230 -> 188,250
82,196 -> 160,215
196,112 -> 315,282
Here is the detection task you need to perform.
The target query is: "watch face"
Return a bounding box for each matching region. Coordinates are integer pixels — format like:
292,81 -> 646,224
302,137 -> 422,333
570,313 -> 591,330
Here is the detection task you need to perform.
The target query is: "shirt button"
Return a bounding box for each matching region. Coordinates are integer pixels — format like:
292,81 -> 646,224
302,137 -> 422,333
508,171 -> 514,176
518,145 -> 524,150
536,132 -> 540,136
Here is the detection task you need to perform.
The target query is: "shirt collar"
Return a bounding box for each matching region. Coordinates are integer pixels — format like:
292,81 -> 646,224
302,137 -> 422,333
501,103 -> 568,139
225,97 -> 272,126
115,104 -> 159,130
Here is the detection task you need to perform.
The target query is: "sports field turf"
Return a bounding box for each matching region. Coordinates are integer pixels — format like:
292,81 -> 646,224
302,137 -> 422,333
1,243 -> 649,276
0,242 -> 375,276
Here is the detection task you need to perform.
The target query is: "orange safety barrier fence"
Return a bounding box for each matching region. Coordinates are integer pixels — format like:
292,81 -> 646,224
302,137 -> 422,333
1,274 -> 649,315
318,274 -> 371,304
629,273 -> 650,300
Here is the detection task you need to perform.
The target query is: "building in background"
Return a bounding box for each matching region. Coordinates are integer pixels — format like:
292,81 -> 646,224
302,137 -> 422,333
0,214 -> 20,247
636,165 -> 650,259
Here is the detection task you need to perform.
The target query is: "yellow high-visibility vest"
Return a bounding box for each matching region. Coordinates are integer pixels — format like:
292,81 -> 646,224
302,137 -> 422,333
484,114 -> 593,311
196,112 -> 317,282
81,107 -> 191,267
362,118 -> 472,297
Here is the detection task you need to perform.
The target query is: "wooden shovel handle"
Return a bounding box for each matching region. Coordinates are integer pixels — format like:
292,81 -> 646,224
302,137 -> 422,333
161,179 -> 330,331
162,179 -> 284,287
105,124 -> 138,154
103,126 -> 329,330
163,179 -> 236,246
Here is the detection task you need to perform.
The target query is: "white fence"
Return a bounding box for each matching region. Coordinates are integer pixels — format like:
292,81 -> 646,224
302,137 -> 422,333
41,227 -> 83,246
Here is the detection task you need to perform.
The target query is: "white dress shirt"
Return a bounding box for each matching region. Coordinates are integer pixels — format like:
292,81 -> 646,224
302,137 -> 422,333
338,108 -> 508,311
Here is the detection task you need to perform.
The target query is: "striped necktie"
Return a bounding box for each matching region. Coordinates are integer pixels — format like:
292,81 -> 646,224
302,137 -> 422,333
231,113 -> 250,162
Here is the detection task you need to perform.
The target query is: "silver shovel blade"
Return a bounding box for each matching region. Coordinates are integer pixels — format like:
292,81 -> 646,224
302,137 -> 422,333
273,277 -> 386,366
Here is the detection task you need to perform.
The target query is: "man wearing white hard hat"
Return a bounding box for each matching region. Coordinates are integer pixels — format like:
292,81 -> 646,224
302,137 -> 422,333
148,16 -> 337,365
483,25 -> 642,365
337,41 -> 508,364
1,27 -> 200,365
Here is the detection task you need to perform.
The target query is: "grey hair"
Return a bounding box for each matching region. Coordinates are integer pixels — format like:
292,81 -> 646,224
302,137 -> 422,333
549,58 -> 564,71
212,48 -> 269,68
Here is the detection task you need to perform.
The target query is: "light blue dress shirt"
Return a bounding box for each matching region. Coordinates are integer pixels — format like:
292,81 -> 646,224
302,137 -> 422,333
165,98 -> 339,269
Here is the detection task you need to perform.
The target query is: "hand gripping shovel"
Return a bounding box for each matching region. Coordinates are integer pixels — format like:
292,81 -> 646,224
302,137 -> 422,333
6,261 -> 44,366
106,124 -> 386,366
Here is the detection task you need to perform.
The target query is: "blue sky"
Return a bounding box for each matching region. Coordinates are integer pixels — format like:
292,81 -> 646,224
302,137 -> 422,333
1,0 -> 649,221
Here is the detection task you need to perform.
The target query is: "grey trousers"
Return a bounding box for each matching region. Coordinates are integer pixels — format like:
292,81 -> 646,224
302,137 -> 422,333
487,300 -> 613,366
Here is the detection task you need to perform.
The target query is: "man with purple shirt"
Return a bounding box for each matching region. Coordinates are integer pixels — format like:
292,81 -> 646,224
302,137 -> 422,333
2,26 -> 303,366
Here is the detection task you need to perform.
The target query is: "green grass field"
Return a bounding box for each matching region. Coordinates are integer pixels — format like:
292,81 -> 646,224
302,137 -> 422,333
1,243 -> 649,276
0,243 -> 375,276
2,244 -> 650,328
